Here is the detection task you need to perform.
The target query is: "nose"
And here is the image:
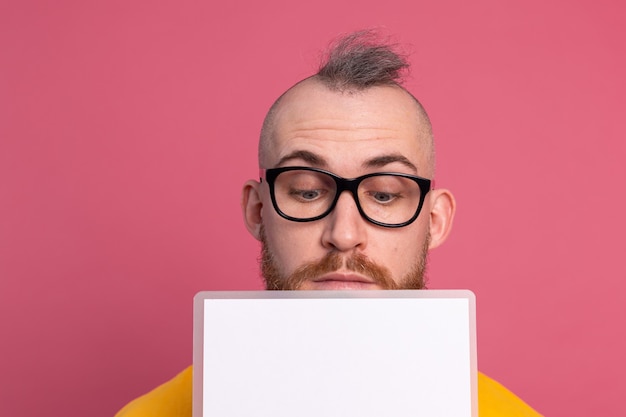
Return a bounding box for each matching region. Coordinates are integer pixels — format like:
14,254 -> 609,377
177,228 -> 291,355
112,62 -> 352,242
321,191 -> 368,252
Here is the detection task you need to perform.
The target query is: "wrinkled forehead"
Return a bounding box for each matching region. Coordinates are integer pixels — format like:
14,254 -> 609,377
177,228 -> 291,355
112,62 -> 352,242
259,79 -> 435,177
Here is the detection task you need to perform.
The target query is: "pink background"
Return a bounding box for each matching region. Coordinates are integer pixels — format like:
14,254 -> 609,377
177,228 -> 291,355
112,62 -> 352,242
1,1 -> 624,416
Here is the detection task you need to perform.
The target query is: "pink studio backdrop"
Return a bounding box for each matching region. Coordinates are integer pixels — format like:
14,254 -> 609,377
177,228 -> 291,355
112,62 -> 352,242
1,1 -> 624,416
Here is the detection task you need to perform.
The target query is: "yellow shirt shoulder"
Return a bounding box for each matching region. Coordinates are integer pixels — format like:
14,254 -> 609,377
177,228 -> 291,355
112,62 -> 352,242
116,366 -> 542,417
477,372 -> 543,417
115,367 -> 192,417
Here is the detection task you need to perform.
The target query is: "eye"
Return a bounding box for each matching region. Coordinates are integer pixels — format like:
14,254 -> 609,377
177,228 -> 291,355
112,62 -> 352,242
370,191 -> 399,203
289,188 -> 325,201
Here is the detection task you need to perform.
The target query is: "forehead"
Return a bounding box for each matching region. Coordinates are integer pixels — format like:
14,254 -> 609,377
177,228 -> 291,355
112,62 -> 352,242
263,80 -> 434,177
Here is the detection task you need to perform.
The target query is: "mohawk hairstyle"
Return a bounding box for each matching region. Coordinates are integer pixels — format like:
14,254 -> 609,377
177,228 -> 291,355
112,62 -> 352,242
316,30 -> 410,90
259,30 -> 433,172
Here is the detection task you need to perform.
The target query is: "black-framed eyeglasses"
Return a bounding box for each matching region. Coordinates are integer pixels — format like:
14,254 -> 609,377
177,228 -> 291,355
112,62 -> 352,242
260,166 -> 432,228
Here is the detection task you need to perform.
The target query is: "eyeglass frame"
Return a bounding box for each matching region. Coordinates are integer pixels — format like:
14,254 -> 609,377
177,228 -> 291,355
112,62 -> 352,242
260,166 -> 433,228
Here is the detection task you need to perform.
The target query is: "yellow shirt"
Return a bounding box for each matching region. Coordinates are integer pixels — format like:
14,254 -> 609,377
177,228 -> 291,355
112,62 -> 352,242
115,366 -> 542,416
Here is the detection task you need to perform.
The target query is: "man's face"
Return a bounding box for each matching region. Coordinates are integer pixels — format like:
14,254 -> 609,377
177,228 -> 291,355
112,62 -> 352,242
243,79 -> 453,290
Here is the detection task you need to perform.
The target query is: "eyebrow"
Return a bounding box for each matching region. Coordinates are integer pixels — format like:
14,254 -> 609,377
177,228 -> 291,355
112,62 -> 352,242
275,150 -> 329,168
363,154 -> 418,173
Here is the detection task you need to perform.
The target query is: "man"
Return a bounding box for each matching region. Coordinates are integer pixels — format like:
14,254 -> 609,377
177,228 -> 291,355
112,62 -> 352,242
116,31 -> 542,416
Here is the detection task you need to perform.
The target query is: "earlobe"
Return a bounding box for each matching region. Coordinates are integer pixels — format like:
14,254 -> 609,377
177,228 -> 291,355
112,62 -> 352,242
427,189 -> 456,250
241,180 -> 264,241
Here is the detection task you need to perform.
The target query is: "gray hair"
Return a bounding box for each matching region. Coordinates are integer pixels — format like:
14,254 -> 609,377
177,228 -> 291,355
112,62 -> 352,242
316,30 -> 409,90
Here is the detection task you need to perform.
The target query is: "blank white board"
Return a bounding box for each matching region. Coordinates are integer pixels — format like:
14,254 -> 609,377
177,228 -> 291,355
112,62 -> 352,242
193,290 -> 477,417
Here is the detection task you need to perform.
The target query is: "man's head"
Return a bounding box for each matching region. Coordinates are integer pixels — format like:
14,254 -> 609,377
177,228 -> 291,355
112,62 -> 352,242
242,31 -> 455,290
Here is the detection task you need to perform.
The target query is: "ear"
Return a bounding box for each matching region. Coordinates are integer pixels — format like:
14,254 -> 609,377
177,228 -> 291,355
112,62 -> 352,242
241,180 -> 263,241
427,188 -> 456,250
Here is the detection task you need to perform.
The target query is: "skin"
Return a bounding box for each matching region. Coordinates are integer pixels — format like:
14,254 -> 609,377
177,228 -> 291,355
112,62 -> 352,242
242,78 -> 456,290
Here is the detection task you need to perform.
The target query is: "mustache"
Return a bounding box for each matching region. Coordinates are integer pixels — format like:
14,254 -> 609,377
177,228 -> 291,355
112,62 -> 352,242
285,251 -> 399,290
260,224 -> 429,291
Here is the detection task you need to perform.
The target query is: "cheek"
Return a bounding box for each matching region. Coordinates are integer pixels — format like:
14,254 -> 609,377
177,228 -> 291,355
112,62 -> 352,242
262,215 -> 324,274
372,227 -> 429,271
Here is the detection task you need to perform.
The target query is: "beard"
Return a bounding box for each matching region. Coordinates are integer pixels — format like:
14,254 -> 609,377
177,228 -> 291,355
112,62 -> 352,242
259,226 -> 430,290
